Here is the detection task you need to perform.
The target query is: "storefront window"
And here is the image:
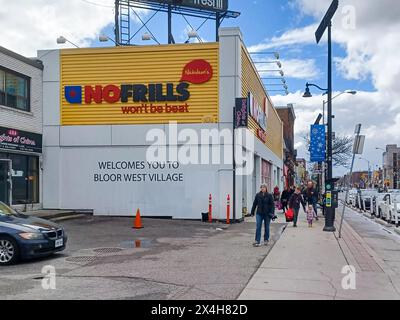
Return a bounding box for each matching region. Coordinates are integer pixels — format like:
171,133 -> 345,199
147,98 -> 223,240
0,70 -> 5,106
3,153 -> 39,204
262,160 -> 272,192
9,154 -> 28,204
28,156 -> 39,204
0,68 -> 30,111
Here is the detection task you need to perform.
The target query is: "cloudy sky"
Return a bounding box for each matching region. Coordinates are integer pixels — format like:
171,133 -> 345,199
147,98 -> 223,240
0,0 -> 398,176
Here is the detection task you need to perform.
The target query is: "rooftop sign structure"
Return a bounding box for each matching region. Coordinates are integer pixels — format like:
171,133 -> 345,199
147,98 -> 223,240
138,0 -> 229,13
114,0 -> 240,45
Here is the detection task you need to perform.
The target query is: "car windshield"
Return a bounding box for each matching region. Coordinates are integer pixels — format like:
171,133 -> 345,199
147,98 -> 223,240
0,202 -> 18,216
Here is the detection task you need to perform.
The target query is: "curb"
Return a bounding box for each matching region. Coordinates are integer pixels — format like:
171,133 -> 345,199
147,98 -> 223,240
27,211 -> 92,222
339,220 -> 391,274
375,219 -> 392,228
50,214 -> 88,222
363,213 -> 374,219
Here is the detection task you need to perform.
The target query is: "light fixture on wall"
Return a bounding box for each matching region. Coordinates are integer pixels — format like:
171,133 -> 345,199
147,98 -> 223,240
56,36 -> 80,48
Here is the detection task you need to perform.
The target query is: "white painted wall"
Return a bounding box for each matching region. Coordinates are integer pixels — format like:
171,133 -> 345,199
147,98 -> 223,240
39,28 -> 283,220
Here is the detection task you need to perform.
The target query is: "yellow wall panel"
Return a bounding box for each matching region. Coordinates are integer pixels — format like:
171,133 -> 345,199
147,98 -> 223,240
60,43 -> 219,125
241,46 -> 283,160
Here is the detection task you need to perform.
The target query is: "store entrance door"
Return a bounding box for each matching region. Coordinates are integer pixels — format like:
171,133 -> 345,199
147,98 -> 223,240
0,160 -> 12,205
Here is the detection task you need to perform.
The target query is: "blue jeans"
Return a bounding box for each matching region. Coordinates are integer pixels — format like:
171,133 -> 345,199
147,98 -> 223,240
312,203 -> 318,218
255,213 -> 271,244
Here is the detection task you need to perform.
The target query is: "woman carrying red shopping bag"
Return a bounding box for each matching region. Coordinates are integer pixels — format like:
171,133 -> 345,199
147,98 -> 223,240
288,186 -> 306,228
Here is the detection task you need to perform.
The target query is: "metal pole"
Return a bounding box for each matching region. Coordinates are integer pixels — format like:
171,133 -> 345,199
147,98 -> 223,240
339,129 -> 360,238
168,4 -> 173,44
216,12 -> 221,42
114,0 -> 120,46
322,100 -> 326,216
232,107 -> 236,222
324,21 -> 336,232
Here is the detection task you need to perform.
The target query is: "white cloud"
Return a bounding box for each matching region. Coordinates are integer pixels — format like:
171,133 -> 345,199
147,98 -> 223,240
0,0 -> 116,57
281,59 -> 320,79
272,90 -> 396,174
262,1 -> 400,175
248,24 -> 317,52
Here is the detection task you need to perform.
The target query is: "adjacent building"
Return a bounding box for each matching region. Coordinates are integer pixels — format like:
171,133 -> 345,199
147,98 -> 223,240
341,171 -> 369,189
39,28 -> 284,220
0,46 -> 43,209
382,144 -> 400,189
295,158 -> 308,186
276,104 -> 296,189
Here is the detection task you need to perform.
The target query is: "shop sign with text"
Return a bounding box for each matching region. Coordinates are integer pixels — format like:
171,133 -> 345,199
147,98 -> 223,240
61,44 -> 219,125
0,127 -> 42,153
248,92 -> 267,132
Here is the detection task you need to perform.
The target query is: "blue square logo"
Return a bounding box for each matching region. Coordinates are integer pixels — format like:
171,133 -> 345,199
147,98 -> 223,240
65,86 -> 82,104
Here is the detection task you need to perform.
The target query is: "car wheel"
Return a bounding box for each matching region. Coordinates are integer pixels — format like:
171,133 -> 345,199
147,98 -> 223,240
0,236 -> 19,266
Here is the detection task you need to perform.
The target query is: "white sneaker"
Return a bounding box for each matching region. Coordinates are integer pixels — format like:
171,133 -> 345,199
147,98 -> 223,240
253,242 -> 262,247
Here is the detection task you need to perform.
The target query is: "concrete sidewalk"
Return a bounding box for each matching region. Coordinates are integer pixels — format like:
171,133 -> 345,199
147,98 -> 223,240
239,209 -> 400,300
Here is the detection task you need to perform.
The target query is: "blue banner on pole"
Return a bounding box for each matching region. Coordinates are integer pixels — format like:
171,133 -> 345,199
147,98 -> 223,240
310,125 -> 326,163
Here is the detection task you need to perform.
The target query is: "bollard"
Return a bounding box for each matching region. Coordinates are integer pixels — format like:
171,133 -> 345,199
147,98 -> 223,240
226,195 -> 231,225
394,199 -> 399,227
369,196 -> 374,216
208,194 -> 212,223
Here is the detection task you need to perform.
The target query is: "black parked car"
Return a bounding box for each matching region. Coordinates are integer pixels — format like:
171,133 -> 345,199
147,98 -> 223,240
0,202 -> 67,265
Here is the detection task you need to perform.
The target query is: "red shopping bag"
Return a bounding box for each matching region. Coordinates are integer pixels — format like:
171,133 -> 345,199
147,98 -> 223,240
285,208 -> 294,222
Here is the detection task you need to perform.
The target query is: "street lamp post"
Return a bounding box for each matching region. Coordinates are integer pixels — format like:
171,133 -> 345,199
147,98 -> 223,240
376,147 -> 386,185
312,0 -> 339,232
359,157 -> 372,188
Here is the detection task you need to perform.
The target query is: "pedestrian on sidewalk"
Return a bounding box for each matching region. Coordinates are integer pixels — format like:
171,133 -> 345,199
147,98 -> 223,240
303,181 -> 319,221
280,186 -> 291,213
251,184 -> 275,247
288,186 -> 306,228
306,204 -> 314,227
273,186 -> 280,201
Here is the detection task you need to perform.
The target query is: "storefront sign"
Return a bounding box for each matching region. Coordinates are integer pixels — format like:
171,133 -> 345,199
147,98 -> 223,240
0,127 -> 42,153
61,44 -> 219,125
234,98 -> 248,128
139,0 -> 229,12
181,59 -> 213,84
65,83 -> 191,104
248,92 -> 267,132
257,129 -> 267,143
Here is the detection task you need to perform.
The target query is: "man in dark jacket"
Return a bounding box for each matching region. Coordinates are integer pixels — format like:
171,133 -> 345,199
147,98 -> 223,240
289,187 -> 306,227
280,187 -> 291,213
303,181 -> 319,220
251,184 -> 275,247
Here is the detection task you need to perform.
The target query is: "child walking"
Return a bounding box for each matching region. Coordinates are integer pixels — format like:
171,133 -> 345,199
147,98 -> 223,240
306,203 -> 314,227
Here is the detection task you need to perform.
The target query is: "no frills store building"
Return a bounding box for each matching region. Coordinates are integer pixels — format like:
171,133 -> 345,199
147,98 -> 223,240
39,28 -> 284,220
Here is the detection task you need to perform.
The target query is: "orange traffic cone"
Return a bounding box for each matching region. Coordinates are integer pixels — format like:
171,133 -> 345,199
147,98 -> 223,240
133,209 -> 143,229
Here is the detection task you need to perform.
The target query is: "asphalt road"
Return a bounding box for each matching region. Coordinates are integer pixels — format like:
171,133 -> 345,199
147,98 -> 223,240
0,216 -> 286,300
